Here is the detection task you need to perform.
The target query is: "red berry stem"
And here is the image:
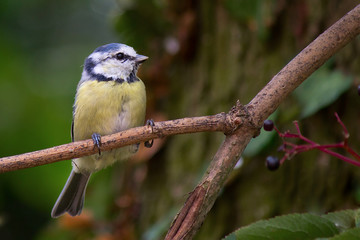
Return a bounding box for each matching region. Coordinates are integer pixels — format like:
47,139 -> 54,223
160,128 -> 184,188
275,113 -> 360,167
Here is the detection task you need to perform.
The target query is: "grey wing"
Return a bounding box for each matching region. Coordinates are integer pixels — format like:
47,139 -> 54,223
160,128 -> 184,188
71,120 -> 74,142
72,103 -> 76,142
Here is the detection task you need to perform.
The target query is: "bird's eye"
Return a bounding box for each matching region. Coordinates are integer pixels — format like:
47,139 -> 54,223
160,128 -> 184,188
116,52 -> 125,60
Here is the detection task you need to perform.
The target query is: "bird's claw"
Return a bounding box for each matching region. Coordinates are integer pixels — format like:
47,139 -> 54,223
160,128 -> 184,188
92,133 -> 102,155
144,119 -> 155,148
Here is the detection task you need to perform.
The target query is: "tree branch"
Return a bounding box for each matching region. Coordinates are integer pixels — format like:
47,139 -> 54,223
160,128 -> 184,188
0,113 -> 241,173
165,4 -> 360,240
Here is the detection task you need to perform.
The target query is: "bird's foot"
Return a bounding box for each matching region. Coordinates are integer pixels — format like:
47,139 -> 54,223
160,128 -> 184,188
92,133 -> 102,155
144,119 -> 155,148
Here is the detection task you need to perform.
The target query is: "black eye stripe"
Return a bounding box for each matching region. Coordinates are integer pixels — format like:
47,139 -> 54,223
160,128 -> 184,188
91,53 -> 135,63
114,53 -> 136,62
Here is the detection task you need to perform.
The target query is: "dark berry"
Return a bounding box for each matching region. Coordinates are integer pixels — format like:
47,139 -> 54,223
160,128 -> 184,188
263,119 -> 274,131
358,85 -> 360,96
266,156 -> 280,171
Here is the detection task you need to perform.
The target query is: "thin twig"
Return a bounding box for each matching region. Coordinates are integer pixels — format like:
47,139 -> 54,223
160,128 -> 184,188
276,114 -> 360,167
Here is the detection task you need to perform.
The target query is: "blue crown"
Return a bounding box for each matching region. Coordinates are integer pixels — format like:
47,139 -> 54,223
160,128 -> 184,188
94,43 -> 123,53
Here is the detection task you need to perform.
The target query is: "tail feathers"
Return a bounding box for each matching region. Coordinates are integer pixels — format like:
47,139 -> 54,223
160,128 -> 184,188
51,171 -> 91,218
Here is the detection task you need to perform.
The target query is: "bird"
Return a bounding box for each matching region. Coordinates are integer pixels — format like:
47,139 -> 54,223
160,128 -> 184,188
51,43 -> 148,218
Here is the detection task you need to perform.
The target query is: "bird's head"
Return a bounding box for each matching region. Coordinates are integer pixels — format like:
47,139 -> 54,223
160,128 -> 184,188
83,43 -> 148,83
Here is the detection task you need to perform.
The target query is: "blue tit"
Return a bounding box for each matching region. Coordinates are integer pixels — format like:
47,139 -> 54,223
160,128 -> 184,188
51,43 -> 148,218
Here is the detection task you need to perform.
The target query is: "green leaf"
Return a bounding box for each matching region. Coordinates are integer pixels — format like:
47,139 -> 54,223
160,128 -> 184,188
224,210 -> 360,240
293,61 -> 352,118
329,228 -> 360,240
223,213 -> 339,240
322,210 -> 357,232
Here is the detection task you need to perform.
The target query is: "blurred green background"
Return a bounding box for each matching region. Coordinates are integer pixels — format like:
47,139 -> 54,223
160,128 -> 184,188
0,0 -> 360,239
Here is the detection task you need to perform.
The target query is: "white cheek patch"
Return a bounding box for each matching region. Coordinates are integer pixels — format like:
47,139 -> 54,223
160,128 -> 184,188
93,58 -> 135,80
93,62 -> 110,78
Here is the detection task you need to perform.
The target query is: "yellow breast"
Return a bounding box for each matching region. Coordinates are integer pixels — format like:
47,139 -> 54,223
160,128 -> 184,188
72,79 -> 146,173
73,80 -> 146,141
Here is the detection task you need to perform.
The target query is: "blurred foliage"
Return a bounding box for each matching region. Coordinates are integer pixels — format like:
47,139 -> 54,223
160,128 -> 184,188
294,59 -> 353,119
224,0 -> 277,40
114,0 -> 170,51
0,0 -> 360,240
0,0 -> 123,239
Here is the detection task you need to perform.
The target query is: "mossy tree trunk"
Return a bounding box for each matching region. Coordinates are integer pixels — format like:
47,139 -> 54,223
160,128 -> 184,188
114,1 -> 360,239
